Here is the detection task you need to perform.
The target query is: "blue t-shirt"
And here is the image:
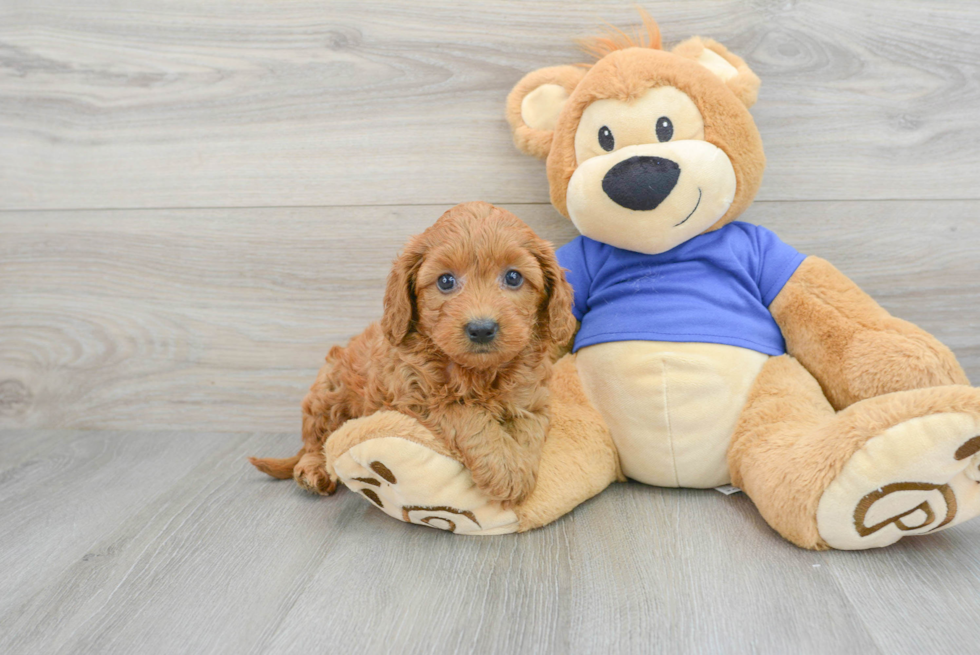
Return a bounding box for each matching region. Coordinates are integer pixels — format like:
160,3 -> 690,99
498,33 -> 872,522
556,221 -> 806,356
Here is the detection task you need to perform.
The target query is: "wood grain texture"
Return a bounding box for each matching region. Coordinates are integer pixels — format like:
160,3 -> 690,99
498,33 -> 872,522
2,200 -> 978,433
4,430 -> 980,654
3,2 -> 980,653
2,0 -> 980,210
0,429 -> 241,621
820,517 -> 980,653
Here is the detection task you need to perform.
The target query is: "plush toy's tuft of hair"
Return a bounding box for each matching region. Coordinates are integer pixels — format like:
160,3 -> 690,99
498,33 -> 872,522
578,7 -> 662,60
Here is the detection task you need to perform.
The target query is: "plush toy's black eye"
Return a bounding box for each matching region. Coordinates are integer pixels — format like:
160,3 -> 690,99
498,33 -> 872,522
656,116 -> 673,142
437,273 -> 456,292
598,126 -> 615,152
503,270 -> 524,289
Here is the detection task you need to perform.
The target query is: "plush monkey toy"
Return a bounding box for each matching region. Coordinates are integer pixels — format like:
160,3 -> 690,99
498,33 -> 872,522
326,11 -> 980,549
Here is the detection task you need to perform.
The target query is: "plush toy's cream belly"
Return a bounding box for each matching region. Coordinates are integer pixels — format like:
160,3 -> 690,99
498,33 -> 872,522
576,341 -> 769,488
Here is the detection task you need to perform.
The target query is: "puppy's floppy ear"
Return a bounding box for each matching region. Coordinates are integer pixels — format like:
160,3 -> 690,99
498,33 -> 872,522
671,37 -> 761,108
381,236 -> 426,346
506,65 -> 587,160
528,237 -> 577,347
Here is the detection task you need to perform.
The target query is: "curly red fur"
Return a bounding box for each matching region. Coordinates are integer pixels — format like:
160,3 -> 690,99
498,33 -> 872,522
249,201 -> 576,502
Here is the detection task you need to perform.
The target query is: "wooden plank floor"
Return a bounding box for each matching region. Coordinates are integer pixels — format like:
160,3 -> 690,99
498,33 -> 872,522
2,1 -> 980,653
2,431 -> 980,654
0,430 -> 976,655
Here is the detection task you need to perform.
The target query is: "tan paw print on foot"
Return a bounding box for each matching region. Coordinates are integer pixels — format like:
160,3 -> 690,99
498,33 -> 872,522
350,465 -> 484,533
956,436 -> 980,483
818,413 -> 980,550
332,436 -> 519,535
853,482 -> 957,538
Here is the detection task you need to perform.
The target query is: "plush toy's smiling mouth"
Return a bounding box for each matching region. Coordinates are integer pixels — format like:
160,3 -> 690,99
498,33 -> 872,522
565,140 -> 737,255
674,188 -> 702,227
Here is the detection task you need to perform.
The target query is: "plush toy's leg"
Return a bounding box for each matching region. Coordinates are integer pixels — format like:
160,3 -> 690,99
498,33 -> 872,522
325,411 -> 523,535
729,356 -> 980,550
514,353 -> 624,530
325,355 -> 622,535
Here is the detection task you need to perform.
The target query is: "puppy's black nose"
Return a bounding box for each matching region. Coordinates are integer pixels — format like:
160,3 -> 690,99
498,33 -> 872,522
602,156 -> 680,211
465,319 -> 498,344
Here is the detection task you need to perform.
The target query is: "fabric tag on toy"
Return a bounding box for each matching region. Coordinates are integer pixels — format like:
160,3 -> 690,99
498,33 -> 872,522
714,484 -> 742,496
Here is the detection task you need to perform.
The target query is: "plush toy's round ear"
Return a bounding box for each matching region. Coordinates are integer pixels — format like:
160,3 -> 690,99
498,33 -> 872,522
671,37 -> 761,108
506,65 -> 587,159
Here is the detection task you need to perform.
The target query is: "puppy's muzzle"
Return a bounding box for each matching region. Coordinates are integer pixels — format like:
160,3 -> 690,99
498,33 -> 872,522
465,319 -> 498,345
602,156 -> 680,211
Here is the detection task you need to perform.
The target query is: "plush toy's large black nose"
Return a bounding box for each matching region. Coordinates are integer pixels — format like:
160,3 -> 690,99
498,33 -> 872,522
602,156 -> 680,211
465,319 -> 498,344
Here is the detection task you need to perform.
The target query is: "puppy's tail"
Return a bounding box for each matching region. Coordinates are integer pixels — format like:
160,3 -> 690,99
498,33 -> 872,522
248,449 -> 303,480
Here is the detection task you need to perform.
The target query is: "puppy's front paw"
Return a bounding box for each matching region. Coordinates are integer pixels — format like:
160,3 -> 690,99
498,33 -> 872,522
470,465 -> 535,505
293,457 -> 337,495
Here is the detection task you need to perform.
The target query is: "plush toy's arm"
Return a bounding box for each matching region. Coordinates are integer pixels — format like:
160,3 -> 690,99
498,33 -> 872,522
770,256 -> 969,411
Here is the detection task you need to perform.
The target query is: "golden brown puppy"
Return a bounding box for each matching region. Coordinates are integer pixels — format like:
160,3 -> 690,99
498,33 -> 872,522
249,201 -> 576,503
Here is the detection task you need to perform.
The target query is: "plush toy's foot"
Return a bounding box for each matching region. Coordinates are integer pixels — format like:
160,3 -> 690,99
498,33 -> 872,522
817,409 -> 980,550
325,411 -> 521,535
322,356 -> 622,535
731,356 -> 980,550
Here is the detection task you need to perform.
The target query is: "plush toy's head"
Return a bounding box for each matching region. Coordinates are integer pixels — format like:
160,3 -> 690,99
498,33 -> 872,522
506,10 -> 765,255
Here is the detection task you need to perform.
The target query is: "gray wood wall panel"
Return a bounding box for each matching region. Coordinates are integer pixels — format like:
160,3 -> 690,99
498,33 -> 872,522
2,0 -> 979,210
2,200 -> 977,432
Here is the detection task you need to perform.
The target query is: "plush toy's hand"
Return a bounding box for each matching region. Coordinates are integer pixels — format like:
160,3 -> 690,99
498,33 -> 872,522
842,329 -> 970,402
771,256 -> 969,410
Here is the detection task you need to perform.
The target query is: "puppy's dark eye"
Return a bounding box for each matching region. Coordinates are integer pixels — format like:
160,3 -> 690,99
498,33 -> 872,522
503,270 -> 524,289
598,126 -> 615,152
656,116 -> 673,142
437,273 -> 456,292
